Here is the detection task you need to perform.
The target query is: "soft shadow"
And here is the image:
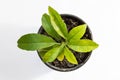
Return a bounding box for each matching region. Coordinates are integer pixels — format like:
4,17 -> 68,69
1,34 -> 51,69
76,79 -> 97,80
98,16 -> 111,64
0,53 -> 52,80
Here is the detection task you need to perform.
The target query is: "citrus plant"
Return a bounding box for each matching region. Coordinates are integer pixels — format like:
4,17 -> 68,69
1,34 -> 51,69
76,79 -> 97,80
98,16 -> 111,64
17,6 -> 99,64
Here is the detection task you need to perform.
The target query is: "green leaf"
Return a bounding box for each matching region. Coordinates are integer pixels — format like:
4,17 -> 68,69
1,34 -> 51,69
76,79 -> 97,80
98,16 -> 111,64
68,39 -> 99,52
43,43 -> 65,62
68,24 -> 87,41
57,52 -> 64,61
38,45 -> 58,58
38,47 -> 52,58
48,6 -> 68,39
42,13 -> 61,40
17,33 -> 59,51
64,47 -> 78,64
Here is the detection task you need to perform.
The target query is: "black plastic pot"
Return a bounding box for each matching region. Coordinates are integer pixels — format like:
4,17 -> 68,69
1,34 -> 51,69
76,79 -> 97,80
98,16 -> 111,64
37,14 -> 92,72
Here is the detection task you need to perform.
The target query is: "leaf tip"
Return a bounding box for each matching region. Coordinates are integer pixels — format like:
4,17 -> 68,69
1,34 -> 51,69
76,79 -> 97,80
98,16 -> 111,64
95,43 -> 99,48
48,6 -> 51,9
82,24 -> 87,29
75,61 -> 78,64
48,6 -> 53,12
42,13 -> 48,17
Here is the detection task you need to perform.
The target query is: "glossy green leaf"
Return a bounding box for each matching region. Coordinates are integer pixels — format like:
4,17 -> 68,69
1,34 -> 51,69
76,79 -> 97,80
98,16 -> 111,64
68,24 -> 87,41
64,47 -> 78,64
68,39 -> 99,52
43,43 -> 65,62
42,13 -> 61,40
17,33 -> 59,51
57,52 -> 64,61
38,45 -> 58,58
48,6 -> 68,39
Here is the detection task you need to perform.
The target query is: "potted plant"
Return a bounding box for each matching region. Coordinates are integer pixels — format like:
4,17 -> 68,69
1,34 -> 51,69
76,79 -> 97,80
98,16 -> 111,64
17,6 -> 99,72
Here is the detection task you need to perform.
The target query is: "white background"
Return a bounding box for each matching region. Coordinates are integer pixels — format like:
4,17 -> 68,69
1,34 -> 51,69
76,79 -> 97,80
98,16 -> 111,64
0,0 -> 120,80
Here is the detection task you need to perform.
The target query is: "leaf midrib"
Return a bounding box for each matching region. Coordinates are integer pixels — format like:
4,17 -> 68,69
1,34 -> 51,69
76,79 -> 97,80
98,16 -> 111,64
68,44 -> 98,47
68,31 -> 81,40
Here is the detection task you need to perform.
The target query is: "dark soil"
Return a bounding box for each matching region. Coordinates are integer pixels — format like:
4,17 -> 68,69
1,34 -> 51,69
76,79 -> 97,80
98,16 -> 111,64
38,14 -> 92,71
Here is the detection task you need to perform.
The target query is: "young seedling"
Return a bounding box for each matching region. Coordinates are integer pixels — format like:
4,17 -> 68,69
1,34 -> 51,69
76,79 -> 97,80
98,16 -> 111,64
17,6 -> 99,64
